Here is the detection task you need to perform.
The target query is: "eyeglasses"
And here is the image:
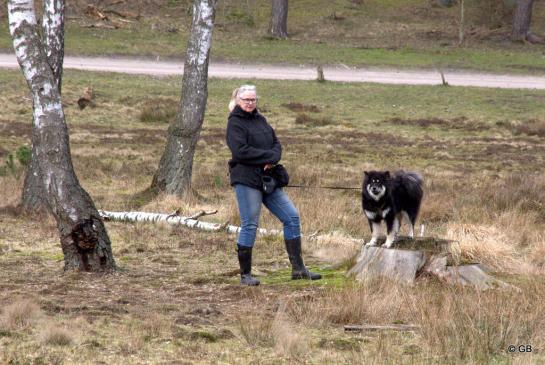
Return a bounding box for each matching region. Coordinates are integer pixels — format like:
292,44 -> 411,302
240,98 -> 257,104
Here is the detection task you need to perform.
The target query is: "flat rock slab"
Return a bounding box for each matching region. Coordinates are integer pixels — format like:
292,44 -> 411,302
347,246 -> 427,284
442,264 -> 510,290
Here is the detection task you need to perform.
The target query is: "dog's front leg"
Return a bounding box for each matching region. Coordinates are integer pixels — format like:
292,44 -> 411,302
383,217 -> 399,248
365,221 -> 381,247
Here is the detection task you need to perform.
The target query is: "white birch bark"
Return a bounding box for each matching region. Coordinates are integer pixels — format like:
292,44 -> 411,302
151,0 -> 217,196
99,210 -> 282,237
42,0 -> 65,90
22,0 -> 65,212
9,0 -> 115,271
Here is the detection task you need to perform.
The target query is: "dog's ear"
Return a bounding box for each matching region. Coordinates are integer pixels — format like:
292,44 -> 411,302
385,171 -> 391,178
364,171 -> 369,178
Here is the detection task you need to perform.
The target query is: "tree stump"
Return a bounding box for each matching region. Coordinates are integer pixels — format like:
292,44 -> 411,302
347,236 -> 510,290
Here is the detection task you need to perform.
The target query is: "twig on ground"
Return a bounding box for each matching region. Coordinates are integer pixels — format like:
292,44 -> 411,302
344,324 -> 420,332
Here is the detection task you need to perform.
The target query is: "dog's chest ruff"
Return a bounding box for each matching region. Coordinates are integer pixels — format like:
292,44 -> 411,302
364,207 -> 391,220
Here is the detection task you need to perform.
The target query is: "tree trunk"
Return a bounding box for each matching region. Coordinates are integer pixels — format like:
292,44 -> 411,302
21,145 -> 48,212
151,0 -> 217,196
269,0 -> 288,39
9,0 -> 115,271
512,0 -> 534,42
21,0 -> 65,212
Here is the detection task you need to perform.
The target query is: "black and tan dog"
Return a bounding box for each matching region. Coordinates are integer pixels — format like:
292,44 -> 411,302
362,170 -> 423,248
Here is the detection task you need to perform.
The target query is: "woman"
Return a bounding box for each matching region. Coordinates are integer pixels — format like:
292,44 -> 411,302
226,84 -> 321,286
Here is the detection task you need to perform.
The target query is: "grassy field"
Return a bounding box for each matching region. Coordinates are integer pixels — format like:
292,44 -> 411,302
1,68 -> 545,364
1,0 -> 545,73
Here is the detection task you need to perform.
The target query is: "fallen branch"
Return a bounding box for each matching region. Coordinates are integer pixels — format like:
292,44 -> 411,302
81,22 -> 118,30
98,210 -> 281,236
104,9 -> 140,19
344,324 -> 420,332
189,209 -> 218,220
85,5 -> 108,20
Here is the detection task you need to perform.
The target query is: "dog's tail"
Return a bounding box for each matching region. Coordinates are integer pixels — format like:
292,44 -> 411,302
404,171 -> 423,185
394,170 -> 423,197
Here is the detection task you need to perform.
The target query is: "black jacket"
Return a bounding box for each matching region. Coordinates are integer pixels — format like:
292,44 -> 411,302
226,105 -> 282,189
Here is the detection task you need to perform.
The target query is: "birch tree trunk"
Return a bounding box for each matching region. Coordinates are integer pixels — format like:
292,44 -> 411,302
151,0 -> 217,196
21,0 -> 65,212
269,0 -> 288,39
21,147 -> 48,212
512,0 -> 534,41
8,0 -> 116,271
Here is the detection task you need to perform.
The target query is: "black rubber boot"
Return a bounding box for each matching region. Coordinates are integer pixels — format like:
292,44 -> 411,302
284,237 -> 321,280
237,245 -> 260,286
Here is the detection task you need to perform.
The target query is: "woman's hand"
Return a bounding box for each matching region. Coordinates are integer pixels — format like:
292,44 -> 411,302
264,164 -> 274,171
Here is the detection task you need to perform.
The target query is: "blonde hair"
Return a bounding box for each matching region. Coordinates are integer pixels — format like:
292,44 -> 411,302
229,85 -> 257,112
228,87 -> 239,112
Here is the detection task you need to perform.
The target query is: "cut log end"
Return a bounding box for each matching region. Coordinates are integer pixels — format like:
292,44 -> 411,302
368,236 -> 453,254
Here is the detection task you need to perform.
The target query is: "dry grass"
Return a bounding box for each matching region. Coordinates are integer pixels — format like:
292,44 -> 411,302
237,315 -> 274,348
484,173 -> 545,219
308,231 -> 361,266
511,119 -> 545,137
445,223 -> 529,273
138,97 -> 178,124
0,175 -> 23,207
1,71 -> 545,364
415,281 -> 545,363
271,304 -> 308,358
291,278 -> 545,363
0,298 -> 43,331
38,323 -> 74,346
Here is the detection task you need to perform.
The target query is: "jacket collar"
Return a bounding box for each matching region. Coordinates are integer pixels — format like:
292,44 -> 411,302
230,104 -> 259,119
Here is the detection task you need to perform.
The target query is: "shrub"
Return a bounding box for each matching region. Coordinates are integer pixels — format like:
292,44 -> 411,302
15,145 -> 31,167
39,324 -> 74,346
139,98 -> 178,124
0,298 -> 42,331
295,113 -> 334,126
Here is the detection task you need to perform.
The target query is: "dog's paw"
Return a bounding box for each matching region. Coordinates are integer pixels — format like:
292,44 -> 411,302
383,240 -> 395,248
365,240 -> 378,247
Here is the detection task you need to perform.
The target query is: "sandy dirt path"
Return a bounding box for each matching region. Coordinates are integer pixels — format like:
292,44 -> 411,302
1,53 -> 545,89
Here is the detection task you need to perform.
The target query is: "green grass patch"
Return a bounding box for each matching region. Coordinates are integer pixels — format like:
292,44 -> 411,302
259,267 -> 349,288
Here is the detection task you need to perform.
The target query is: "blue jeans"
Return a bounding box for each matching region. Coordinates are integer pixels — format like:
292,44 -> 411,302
234,184 -> 301,248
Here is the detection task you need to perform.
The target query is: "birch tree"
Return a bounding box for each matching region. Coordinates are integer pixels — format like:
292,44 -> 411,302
8,0 -> 116,271
269,0 -> 288,39
151,0 -> 217,196
21,0 -> 65,212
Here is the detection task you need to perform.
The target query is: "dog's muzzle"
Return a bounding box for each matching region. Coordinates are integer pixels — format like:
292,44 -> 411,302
370,186 -> 382,195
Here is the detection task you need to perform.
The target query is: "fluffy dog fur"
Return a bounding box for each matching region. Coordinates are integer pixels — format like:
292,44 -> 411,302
362,170 -> 423,248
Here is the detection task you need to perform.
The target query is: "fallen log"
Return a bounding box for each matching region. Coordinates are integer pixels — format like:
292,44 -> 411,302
98,210 -> 282,236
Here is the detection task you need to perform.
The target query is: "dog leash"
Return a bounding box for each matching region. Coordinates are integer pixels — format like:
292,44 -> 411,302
286,184 -> 360,191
